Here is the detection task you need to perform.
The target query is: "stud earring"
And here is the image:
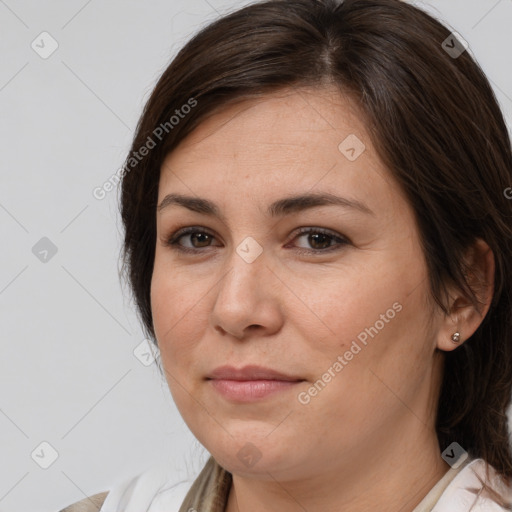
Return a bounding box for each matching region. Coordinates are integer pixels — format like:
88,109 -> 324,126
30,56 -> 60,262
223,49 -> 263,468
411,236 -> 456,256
451,332 -> 461,343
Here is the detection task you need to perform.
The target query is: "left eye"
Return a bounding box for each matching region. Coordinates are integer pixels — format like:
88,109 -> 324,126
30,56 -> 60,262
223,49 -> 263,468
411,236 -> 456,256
164,226 -> 350,255
291,227 -> 350,254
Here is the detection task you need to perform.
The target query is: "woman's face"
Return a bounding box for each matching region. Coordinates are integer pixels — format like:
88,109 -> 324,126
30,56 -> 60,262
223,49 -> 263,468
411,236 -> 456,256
151,87 -> 444,480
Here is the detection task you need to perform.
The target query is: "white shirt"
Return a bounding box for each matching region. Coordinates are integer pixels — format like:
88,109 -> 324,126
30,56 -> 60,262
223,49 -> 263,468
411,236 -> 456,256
99,458 -> 511,512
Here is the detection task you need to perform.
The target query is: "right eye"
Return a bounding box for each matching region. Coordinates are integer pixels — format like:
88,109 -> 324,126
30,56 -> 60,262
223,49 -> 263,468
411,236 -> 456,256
164,226 -> 220,254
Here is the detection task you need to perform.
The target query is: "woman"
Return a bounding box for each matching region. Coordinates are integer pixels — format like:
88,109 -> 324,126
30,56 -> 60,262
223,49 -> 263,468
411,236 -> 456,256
59,0 -> 512,510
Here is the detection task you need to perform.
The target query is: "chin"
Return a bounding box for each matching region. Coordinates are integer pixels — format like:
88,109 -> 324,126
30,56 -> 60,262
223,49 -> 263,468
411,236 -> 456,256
201,429 -> 303,478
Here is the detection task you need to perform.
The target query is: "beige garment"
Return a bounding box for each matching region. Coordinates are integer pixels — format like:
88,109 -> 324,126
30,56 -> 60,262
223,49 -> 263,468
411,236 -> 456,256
178,456 -> 232,512
58,491 -> 109,512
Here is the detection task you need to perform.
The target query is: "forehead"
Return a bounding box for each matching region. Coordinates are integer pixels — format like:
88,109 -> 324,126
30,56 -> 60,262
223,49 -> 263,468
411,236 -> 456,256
158,87 -> 407,220
166,87 -> 367,159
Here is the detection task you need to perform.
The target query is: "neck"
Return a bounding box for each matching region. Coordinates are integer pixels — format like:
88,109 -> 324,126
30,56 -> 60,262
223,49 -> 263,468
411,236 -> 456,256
225,424 -> 450,512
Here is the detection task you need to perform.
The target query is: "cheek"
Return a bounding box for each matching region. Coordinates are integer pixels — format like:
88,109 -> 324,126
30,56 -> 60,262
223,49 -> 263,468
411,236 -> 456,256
292,296 -> 430,448
150,264 -> 203,367
321,282 -> 433,422
150,270 -> 206,415
301,255 -> 432,389
294,268 -> 400,355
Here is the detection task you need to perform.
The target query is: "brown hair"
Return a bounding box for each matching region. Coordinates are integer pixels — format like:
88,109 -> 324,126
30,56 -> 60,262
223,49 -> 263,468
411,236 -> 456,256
118,0 -> 512,500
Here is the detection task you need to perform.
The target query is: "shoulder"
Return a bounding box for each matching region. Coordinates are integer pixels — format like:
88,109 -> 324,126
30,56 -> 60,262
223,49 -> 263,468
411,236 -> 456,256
433,459 -> 512,512
58,492 -> 109,512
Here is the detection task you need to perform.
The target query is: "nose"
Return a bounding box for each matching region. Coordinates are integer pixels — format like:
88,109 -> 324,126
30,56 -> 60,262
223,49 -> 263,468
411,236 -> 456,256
210,250 -> 284,341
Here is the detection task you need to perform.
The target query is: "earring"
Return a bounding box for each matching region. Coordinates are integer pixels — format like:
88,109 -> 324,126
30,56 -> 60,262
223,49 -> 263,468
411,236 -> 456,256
451,332 -> 461,343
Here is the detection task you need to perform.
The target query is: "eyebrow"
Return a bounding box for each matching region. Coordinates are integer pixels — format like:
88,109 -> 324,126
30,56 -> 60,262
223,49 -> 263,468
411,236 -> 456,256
156,192 -> 375,219
157,193 -> 375,221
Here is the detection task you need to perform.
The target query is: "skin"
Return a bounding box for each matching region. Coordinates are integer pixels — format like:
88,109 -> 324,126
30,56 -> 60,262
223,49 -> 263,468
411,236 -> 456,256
150,87 -> 495,511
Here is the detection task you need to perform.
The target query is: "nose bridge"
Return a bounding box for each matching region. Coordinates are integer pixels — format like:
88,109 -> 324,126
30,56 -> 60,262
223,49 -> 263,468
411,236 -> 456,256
217,239 -> 266,305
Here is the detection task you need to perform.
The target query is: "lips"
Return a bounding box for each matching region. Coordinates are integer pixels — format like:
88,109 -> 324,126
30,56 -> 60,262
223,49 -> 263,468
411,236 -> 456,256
206,364 -> 304,382
206,365 -> 305,402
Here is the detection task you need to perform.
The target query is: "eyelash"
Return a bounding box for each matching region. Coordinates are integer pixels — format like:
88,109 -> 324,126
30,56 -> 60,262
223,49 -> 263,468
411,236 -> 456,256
163,226 -> 350,256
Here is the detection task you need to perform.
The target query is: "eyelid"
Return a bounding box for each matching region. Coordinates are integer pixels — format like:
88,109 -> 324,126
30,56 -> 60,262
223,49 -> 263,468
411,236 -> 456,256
292,226 -> 351,245
164,226 -> 218,247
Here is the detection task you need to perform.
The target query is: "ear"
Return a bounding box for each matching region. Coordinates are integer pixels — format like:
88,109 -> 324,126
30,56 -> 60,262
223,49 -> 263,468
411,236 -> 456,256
436,238 -> 495,352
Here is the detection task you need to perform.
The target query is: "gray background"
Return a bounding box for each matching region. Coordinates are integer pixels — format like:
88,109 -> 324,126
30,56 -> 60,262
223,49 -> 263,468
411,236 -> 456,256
1,1 -> 511,511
